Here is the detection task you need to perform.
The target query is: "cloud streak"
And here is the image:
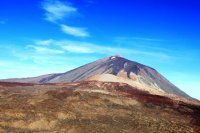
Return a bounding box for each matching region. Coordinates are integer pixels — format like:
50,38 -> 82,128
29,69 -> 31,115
28,45 -> 64,54
41,0 -> 90,38
35,39 -> 54,46
62,44 -> 94,53
61,24 -> 89,37
42,0 -> 77,22
32,39 -> 171,59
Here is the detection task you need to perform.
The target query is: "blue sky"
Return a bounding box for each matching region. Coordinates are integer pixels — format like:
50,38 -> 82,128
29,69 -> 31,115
0,0 -> 200,100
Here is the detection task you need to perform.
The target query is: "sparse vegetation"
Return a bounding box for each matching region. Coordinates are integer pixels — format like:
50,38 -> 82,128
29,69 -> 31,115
0,81 -> 200,132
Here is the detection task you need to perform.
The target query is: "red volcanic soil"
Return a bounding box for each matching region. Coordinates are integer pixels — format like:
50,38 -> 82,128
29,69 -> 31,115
0,81 -> 35,87
0,81 -> 199,110
115,84 -> 175,106
0,81 -> 57,88
72,81 -> 177,106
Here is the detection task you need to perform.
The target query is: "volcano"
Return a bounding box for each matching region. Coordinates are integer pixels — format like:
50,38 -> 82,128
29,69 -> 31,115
2,55 -> 190,99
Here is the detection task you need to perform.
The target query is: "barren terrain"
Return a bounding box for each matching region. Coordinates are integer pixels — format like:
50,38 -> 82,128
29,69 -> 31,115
0,81 -> 200,132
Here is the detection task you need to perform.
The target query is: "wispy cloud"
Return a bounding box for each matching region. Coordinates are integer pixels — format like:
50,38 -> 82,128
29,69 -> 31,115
57,40 -> 128,54
0,43 -> 99,79
41,0 -> 90,38
35,39 -> 54,46
27,45 -> 64,54
59,40 -> 170,58
32,39 -> 171,59
0,39 -> 174,79
61,24 -> 89,37
42,0 -> 77,22
61,44 -> 94,53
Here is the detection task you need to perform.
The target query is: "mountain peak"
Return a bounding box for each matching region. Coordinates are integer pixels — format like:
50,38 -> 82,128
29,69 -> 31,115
108,55 -> 123,61
1,56 -> 191,99
111,54 -> 123,58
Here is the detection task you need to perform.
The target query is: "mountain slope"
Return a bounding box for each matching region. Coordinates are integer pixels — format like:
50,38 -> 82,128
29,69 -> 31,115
1,55 -> 191,99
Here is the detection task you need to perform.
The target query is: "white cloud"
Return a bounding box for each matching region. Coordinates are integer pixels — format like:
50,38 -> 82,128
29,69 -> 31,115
28,45 -> 64,54
35,39 -> 54,46
59,40 -> 169,58
41,1 -> 90,38
62,45 -> 94,53
52,40 -> 121,54
0,44 -> 98,79
42,0 -> 77,22
0,40 -> 174,80
61,24 -> 89,37
34,39 -> 171,59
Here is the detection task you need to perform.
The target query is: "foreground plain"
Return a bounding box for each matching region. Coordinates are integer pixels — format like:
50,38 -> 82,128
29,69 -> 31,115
0,81 -> 200,133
